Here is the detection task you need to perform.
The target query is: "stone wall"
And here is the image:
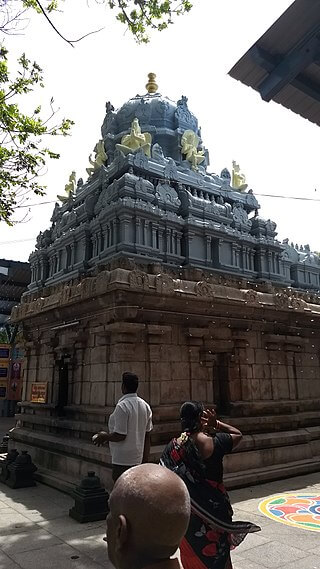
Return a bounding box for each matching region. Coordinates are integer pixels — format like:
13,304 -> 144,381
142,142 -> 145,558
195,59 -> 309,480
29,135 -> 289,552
10,265 -> 320,490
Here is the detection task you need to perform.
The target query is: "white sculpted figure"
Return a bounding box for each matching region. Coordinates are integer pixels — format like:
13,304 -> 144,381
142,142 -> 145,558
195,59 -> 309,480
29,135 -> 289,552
57,171 -> 76,203
232,161 -> 248,191
86,140 -> 108,177
181,130 -> 205,170
116,118 -> 152,157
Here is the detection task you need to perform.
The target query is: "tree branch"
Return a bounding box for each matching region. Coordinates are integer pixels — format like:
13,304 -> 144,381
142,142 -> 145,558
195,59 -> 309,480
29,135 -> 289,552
35,0 -> 104,46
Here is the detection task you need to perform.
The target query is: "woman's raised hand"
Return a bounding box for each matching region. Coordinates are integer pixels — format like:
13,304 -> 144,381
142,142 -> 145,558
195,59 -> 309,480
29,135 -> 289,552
201,408 -> 217,430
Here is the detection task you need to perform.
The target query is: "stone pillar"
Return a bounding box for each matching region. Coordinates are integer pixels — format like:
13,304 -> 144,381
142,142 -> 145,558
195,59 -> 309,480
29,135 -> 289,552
151,223 -> 158,250
206,236 -> 211,264
135,218 -> 141,245
103,323 -> 147,407
120,215 -> 132,245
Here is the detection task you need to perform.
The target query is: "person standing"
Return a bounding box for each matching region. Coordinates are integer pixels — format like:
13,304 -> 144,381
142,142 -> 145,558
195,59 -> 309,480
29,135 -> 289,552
106,464 -> 190,569
161,401 -> 260,569
92,372 -> 153,482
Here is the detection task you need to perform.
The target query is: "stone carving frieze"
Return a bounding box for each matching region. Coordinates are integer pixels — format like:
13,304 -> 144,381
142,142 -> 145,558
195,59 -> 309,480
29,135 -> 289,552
128,270 -> 150,290
79,278 -> 96,300
95,271 -> 111,295
288,295 -> 305,311
244,290 -> 258,304
153,98 -> 170,118
232,203 -> 252,232
135,177 -> 155,195
164,158 -> 178,180
133,148 -> 149,170
274,293 -> 289,309
135,99 -> 152,123
175,96 -> 198,130
194,281 -> 214,297
151,143 -> 166,163
155,274 -> 175,294
155,182 -> 180,208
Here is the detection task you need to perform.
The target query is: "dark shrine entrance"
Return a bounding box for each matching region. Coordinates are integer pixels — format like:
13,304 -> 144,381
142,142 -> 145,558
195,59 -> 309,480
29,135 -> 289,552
213,353 -> 231,414
57,356 -> 69,416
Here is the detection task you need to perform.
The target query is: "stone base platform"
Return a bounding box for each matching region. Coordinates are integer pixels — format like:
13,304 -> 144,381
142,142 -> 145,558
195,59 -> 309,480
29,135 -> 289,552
10,424 -> 320,493
9,264 -> 320,492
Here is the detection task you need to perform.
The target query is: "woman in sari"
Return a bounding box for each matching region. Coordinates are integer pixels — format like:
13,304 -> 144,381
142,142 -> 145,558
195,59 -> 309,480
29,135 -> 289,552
160,401 -> 261,569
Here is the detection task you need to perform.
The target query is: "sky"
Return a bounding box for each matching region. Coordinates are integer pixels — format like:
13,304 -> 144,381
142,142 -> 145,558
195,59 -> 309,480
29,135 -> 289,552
1,0 -> 320,262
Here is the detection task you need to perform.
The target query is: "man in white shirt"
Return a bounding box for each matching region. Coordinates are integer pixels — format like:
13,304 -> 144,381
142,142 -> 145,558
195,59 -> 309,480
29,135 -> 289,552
92,372 -> 153,482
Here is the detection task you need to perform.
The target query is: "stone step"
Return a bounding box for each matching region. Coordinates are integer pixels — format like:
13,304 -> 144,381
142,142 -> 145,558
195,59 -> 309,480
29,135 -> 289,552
224,456 -> 320,489
29,453 -> 320,496
35,467 -> 77,494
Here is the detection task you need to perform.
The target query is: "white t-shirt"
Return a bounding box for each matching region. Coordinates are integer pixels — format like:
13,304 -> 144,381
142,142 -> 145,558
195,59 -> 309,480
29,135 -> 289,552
108,393 -> 153,466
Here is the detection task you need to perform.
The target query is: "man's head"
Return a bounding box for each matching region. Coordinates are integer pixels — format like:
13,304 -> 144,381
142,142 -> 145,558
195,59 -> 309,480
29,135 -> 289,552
121,372 -> 139,394
106,463 -> 190,569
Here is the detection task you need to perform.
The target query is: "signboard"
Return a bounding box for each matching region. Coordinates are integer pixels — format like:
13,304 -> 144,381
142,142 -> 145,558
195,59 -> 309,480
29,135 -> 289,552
11,362 -> 21,380
7,361 -> 22,401
0,365 -> 8,378
30,382 -> 48,404
0,345 -> 10,360
0,380 -> 7,399
11,347 -> 24,361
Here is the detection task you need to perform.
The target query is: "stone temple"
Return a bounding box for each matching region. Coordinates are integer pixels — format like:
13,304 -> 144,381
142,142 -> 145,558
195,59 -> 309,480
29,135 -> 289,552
10,74 -> 320,490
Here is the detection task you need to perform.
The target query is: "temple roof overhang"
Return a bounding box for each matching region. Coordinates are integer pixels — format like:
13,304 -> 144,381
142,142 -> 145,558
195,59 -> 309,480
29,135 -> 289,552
229,0 -> 320,126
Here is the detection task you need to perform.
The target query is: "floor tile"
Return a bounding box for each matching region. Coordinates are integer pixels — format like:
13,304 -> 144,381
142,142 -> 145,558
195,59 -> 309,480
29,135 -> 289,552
279,555 -> 320,569
10,543 -> 107,569
242,541 -> 306,568
0,528 -> 62,555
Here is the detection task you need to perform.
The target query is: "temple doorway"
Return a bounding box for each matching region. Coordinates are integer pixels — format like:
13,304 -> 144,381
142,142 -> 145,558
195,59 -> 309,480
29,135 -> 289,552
213,353 -> 231,414
57,357 -> 69,416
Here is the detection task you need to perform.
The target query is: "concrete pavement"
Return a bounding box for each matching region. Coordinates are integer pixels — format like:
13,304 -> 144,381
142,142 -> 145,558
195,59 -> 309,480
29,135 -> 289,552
0,417 -> 16,441
0,472 -> 319,569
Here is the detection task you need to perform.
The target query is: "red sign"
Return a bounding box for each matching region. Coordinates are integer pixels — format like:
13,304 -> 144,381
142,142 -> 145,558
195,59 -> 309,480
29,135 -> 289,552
11,362 -> 21,380
7,362 -> 22,401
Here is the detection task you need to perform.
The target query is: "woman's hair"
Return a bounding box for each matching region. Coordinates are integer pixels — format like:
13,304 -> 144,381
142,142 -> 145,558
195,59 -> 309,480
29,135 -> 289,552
180,401 -> 204,433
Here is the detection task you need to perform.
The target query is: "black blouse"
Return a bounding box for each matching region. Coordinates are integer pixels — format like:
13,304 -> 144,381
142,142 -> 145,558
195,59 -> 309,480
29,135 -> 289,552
203,432 -> 233,483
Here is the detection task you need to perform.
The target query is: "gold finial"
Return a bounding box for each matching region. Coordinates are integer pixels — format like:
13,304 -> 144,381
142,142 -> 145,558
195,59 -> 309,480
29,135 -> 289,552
146,72 -> 158,94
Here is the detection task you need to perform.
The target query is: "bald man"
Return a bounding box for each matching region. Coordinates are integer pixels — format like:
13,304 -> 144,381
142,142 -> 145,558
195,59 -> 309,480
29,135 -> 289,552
106,463 -> 190,569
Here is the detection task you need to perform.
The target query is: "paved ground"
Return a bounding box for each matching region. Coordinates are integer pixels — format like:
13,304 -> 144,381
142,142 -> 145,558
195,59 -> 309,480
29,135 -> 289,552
0,471 -> 319,569
0,417 -> 16,440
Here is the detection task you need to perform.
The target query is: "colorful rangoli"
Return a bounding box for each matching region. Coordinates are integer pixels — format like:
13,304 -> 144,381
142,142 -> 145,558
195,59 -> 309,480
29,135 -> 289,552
259,493 -> 320,532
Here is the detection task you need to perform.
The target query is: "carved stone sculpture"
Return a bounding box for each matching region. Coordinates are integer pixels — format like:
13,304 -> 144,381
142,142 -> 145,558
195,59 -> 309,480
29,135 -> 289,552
181,130 -> 205,170
57,171 -> 76,203
232,161 -> 248,191
220,168 -> 231,182
105,101 -> 114,114
115,118 -> 151,157
86,140 -> 108,177
151,143 -> 165,162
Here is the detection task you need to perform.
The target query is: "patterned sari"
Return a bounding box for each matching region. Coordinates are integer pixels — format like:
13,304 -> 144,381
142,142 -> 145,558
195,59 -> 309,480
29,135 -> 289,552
160,432 -> 260,569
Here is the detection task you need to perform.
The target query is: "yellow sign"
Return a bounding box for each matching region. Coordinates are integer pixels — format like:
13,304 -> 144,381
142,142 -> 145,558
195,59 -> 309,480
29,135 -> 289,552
0,380 -> 7,399
30,382 -> 48,404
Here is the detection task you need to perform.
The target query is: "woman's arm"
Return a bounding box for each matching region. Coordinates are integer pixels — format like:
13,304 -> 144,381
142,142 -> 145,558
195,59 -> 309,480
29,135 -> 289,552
215,419 -> 242,449
202,409 -> 243,449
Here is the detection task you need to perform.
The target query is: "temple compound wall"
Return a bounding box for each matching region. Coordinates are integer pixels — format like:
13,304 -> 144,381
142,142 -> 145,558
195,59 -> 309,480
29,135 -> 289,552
9,76 -> 320,490
11,263 -> 320,490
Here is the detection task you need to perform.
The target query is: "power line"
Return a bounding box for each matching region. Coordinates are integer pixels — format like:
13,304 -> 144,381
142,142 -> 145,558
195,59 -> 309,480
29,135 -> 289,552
1,191 -> 319,246
15,192 -> 320,210
0,238 -> 36,245
255,192 -> 320,202
16,200 -> 56,209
